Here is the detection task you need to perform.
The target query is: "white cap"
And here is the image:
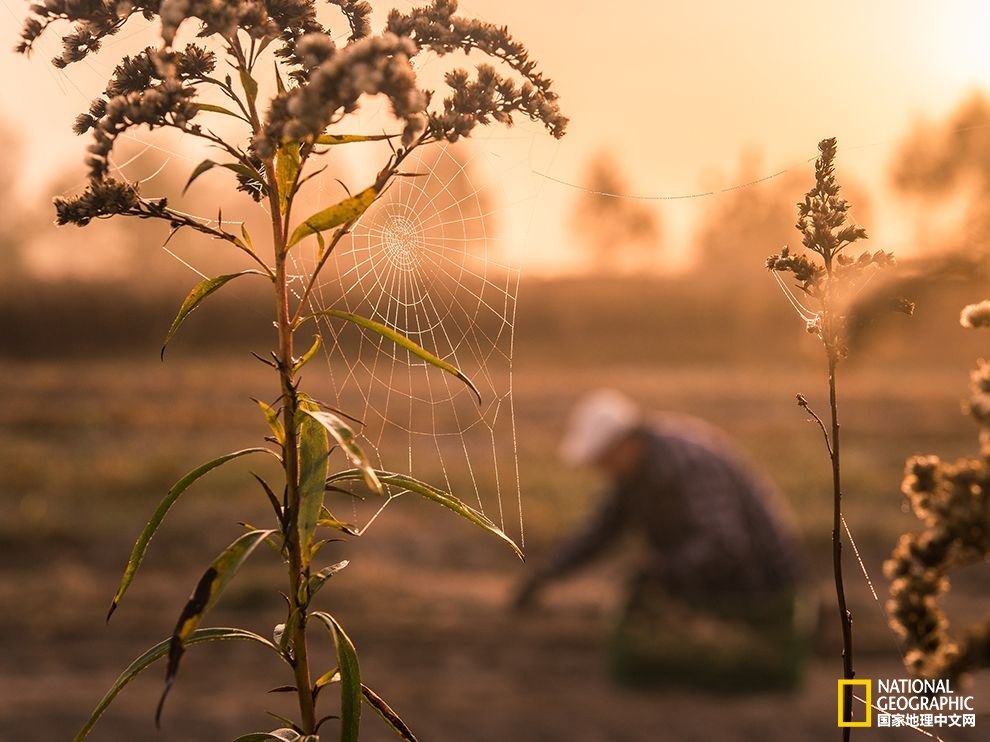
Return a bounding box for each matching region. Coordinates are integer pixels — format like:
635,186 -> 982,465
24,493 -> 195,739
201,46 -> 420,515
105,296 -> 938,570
558,389 -> 641,467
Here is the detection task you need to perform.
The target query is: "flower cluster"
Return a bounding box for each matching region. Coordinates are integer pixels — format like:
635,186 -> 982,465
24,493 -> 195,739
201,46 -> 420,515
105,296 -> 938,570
258,32 -> 427,154
86,75 -> 201,179
159,0 -> 272,45
885,329 -> 990,682
16,0 -> 143,66
765,245 -> 824,294
767,138 -> 902,358
53,177 -> 141,225
74,45 -> 215,138
328,0 -> 372,41
387,0 -> 567,141
427,63 -> 564,142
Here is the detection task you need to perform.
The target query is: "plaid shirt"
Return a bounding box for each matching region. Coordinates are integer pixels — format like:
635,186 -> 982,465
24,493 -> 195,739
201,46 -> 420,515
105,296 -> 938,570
543,415 -> 802,595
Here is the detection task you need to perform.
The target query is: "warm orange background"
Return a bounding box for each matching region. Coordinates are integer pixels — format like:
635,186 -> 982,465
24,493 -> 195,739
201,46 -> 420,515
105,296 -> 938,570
2,1 -> 989,271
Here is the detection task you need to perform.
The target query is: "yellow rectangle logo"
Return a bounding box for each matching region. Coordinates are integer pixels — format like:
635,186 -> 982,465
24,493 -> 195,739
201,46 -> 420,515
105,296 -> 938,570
838,679 -> 872,727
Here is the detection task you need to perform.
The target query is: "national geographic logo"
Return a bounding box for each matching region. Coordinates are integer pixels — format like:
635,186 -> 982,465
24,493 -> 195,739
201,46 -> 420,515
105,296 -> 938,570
837,680 -> 871,728
838,679 -> 978,729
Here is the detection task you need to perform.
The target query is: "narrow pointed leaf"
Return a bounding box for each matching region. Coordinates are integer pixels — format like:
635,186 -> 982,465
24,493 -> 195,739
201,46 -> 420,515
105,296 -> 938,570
286,186 -> 378,248
300,408 -> 381,495
159,530 -> 276,725
310,310 -> 480,403
108,448 -> 275,620
74,628 -> 282,741
292,334 -> 322,374
276,142 -> 301,214
326,470 -> 522,560
232,731 -> 302,742
308,560 -> 349,600
183,159 -> 218,194
314,668 -> 340,695
314,133 -> 396,145
297,404 -> 330,567
254,398 -> 286,446
253,473 -> 285,528
182,159 -> 262,195
239,68 -> 259,101
162,271 -> 266,357
264,713 -> 303,732
312,612 -> 361,742
197,102 -> 244,120
317,516 -> 360,536
241,223 -> 255,252
362,685 -> 419,742
221,162 -> 265,183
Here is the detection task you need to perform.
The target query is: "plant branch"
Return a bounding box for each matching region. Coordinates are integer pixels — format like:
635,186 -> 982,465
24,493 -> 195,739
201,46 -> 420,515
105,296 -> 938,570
829,346 -> 855,739
796,394 -> 833,458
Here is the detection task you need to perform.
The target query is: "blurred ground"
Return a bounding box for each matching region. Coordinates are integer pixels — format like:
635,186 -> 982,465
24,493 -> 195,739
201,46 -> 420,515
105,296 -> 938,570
1,276 -> 989,740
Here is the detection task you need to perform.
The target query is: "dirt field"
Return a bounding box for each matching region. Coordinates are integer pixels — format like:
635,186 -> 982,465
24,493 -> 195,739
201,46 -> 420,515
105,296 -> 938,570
2,276 -> 989,740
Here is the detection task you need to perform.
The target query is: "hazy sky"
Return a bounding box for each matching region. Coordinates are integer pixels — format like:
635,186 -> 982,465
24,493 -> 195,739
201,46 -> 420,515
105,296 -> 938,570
2,1 -> 989,272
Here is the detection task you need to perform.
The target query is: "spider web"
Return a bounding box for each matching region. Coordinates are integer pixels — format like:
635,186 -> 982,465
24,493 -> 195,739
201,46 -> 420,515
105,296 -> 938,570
294,142 -> 526,544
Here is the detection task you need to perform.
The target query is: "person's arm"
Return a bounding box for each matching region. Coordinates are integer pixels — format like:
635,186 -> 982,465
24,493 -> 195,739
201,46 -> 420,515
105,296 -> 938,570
514,488 -> 625,608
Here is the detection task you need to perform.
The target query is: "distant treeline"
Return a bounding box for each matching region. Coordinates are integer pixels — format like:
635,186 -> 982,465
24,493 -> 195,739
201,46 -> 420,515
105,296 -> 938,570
0,280 -> 275,358
0,273 -> 982,370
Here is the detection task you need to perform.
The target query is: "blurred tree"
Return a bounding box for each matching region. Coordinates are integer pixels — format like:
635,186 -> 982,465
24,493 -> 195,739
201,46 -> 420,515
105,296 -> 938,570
0,120 -> 27,281
693,157 -> 802,292
570,151 -> 662,273
891,91 -> 990,251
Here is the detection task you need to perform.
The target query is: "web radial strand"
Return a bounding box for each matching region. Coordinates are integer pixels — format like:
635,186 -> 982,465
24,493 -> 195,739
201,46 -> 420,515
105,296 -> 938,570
306,143 -> 523,544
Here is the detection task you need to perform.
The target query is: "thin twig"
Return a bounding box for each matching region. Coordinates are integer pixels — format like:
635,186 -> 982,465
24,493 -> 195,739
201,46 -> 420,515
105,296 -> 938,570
796,393 -> 833,458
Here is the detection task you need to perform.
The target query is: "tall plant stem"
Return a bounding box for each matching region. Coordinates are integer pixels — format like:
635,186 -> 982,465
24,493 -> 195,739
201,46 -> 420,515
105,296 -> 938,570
829,352 -> 855,739
269,171 -> 317,735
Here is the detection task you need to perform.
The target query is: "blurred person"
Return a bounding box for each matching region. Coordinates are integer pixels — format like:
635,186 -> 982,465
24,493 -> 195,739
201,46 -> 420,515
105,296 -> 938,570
514,389 -> 806,691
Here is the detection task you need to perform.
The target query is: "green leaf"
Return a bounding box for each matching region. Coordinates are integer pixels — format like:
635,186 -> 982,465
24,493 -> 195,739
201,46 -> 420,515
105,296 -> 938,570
276,142 -> 301,214
222,162 -> 266,183
317,515 -> 360,536
300,408 -> 381,495
239,68 -> 259,102
240,224 -> 255,253
286,186 -> 378,248
313,668 -> 340,694
362,684 -> 419,742
74,627 -> 283,741
254,398 -> 286,446
312,612 -> 361,742
182,159 -> 263,195
108,448 -> 275,620
309,310 -> 480,403
297,404 -> 330,568
162,271 -> 266,358
158,530 -> 276,725
232,731 -> 304,742
314,133 -> 396,145
183,159 -> 218,195
197,102 -> 245,120
292,334 -> 322,374
308,559 -> 349,600
252,473 -> 285,530
326,470 -> 523,560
